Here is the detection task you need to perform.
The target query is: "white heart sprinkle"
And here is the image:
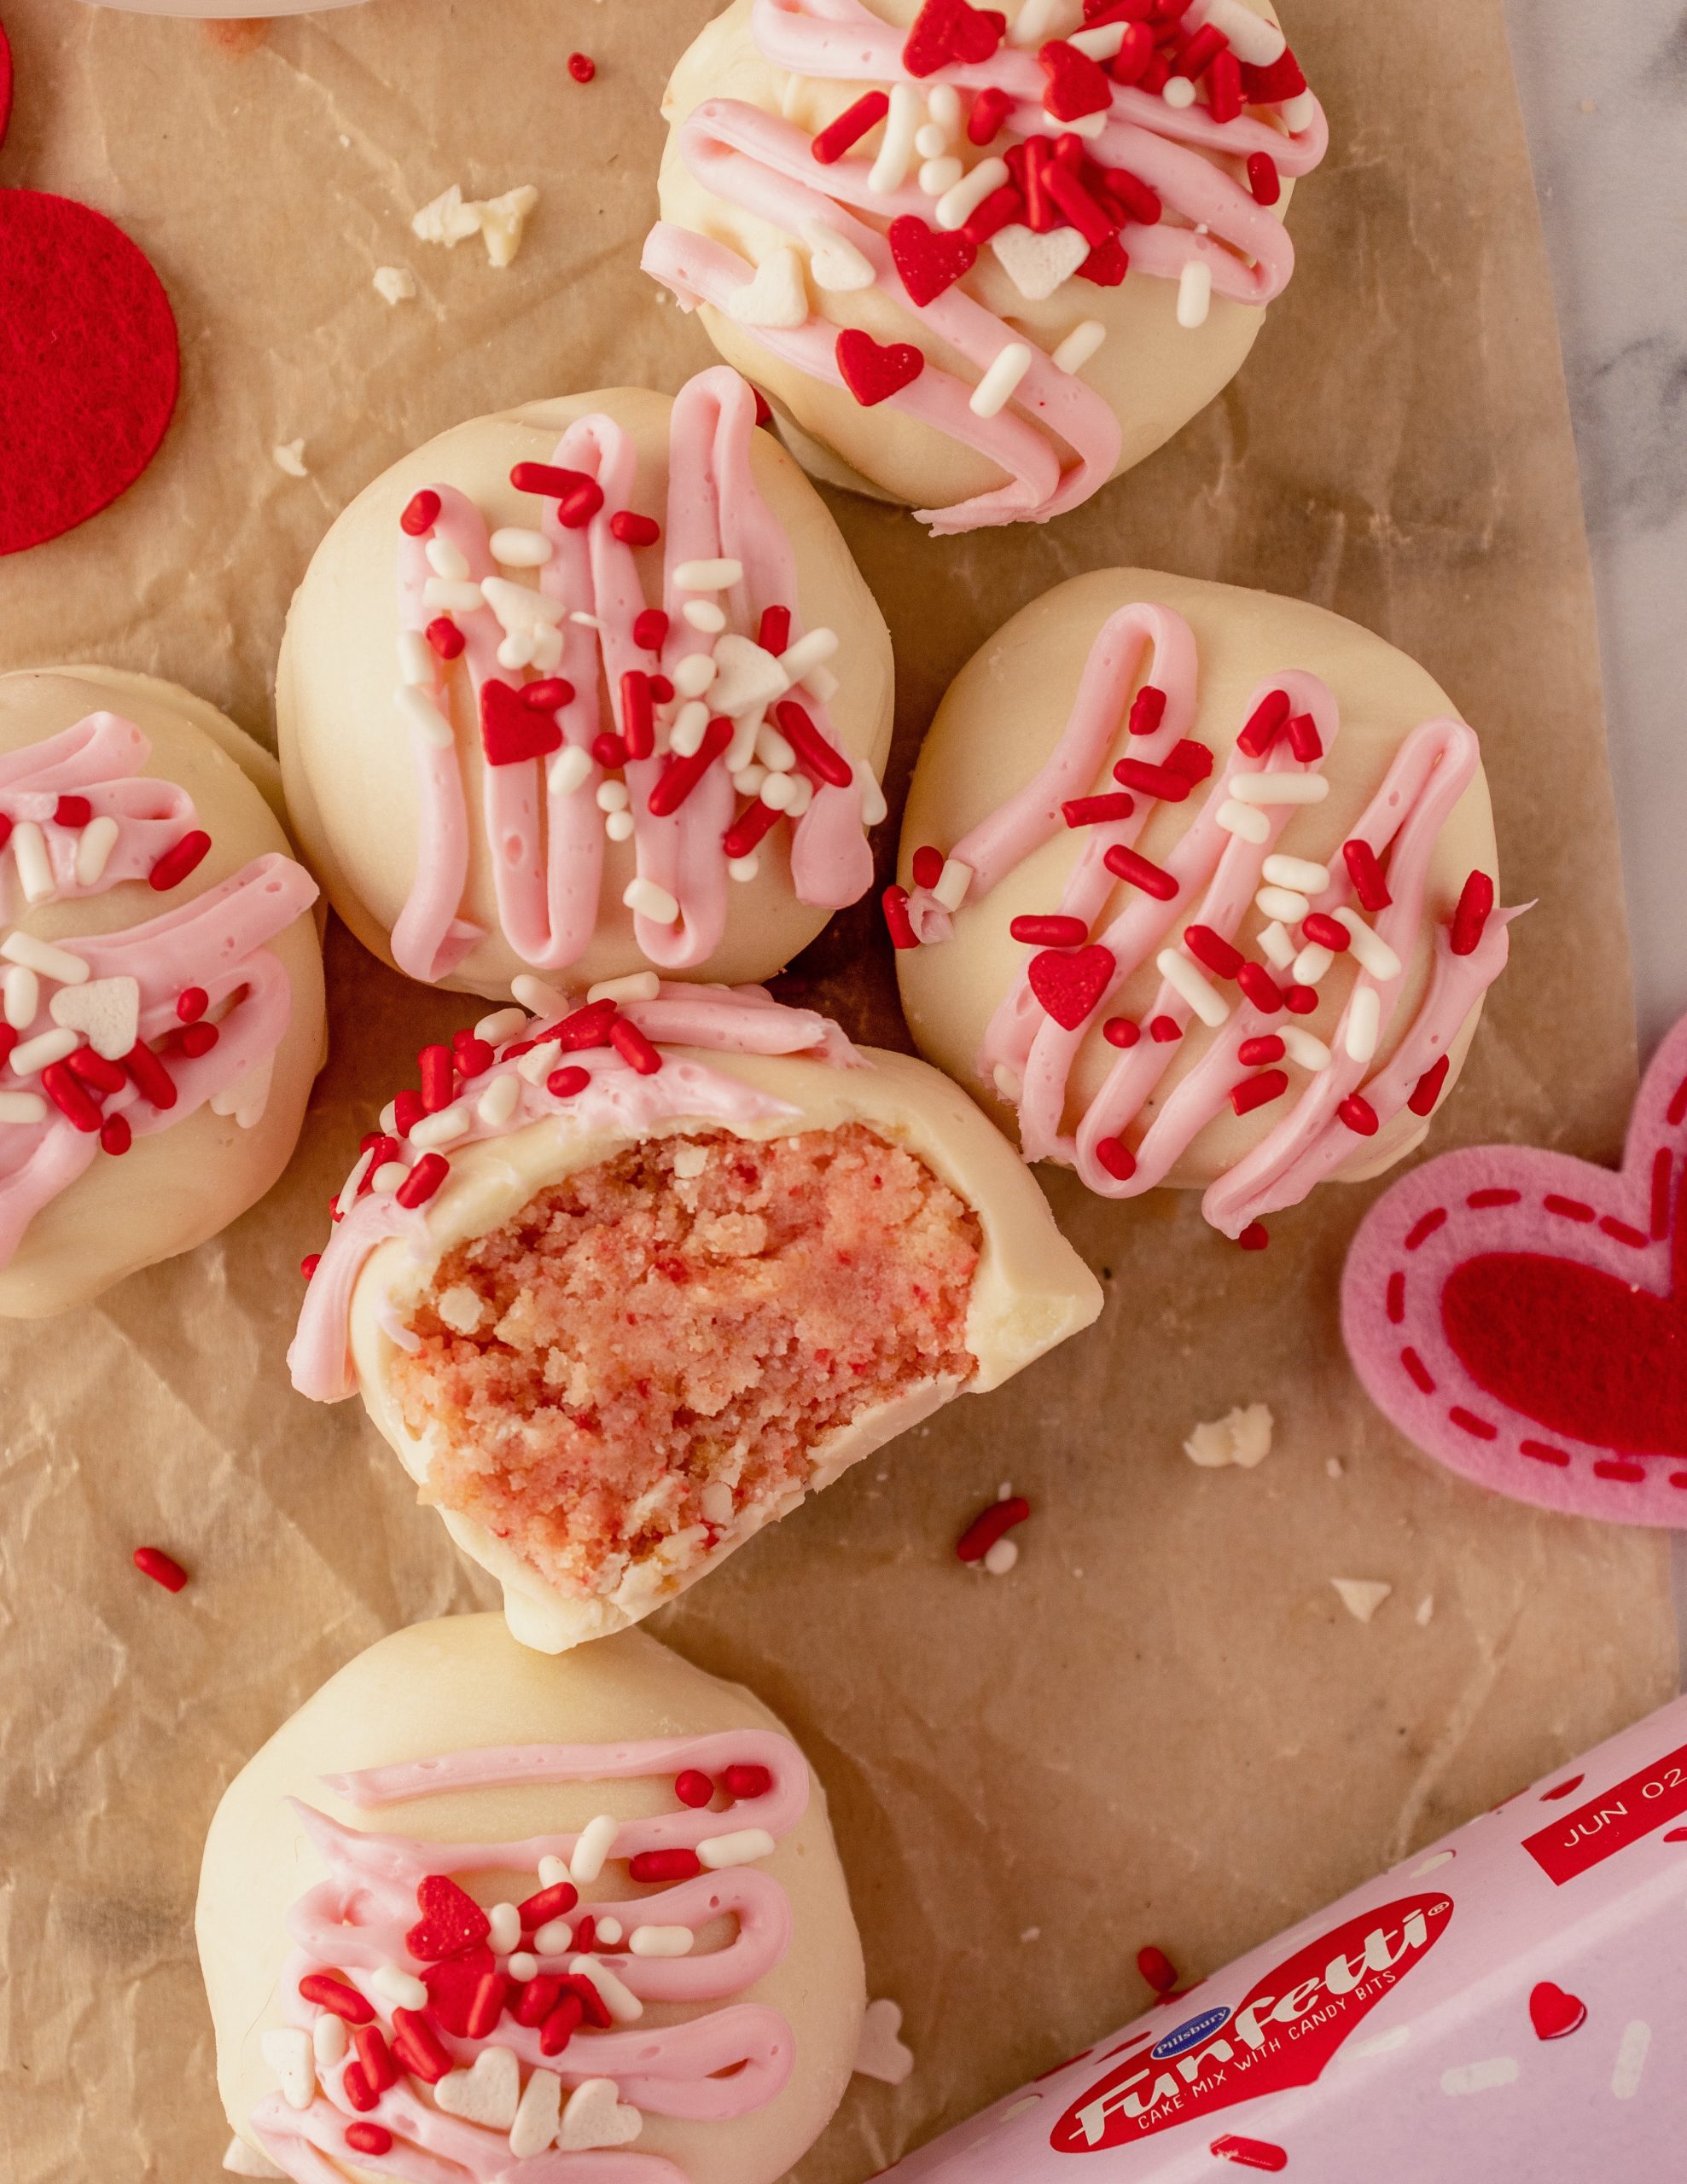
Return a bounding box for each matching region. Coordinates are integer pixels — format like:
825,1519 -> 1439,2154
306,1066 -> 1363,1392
435,2045 -> 521,2131
726,244 -> 809,329
854,1997 -> 916,2084
48,975 -> 140,1061
799,217 -> 876,293
989,223 -> 1090,303
708,632 -> 790,719
508,2065 -> 563,2158
558,2077 -> 643,2152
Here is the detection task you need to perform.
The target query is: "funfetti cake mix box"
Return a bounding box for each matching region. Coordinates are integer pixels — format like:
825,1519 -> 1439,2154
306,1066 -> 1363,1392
881,1695 -> 1687,2179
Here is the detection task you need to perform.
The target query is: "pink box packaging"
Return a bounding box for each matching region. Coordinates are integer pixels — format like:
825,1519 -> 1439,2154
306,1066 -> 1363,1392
881,1695 -> 1687,2178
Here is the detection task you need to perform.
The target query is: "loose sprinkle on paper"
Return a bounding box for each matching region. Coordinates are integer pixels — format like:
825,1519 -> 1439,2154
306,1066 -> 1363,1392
854,1999 -> 915,2085
1330,1577 -> 1392,1624
272,440 -> 308,478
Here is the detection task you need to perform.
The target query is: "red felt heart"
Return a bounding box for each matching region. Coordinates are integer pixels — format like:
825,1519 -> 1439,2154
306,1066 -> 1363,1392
0,192 -> 179,556
903,0 -> 1006,76
480,677 -> 563,767
1028,944 -> 1115,1031
0,23 -> 13,151
422,1944 -> 496,2035
835,328 -> 926,409
1342,1008 -> 1687,1527
1528,1981 -> 1586,2042
888,216 -> 977,308
1039,37 -> 1114,120
405,1873 -> 492,1962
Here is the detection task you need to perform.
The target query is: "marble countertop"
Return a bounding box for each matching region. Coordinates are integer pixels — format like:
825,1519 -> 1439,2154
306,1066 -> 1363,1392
1505,0 -> 1687,1054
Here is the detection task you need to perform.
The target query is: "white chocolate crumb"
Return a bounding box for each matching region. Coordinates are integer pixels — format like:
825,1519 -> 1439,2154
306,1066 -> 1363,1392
436,1285 -> 486,1336
373,264 -> 417,305
1330,1578 -> 1393,1625
412,182 -> 539,268
1416,1594 -> 1435,1626
271,439 -> 308,478
1184,1402 -> 1273,1471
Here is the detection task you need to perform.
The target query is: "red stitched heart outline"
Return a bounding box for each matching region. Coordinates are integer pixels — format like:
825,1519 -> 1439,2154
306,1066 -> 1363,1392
1341,1012 -> 1687,1526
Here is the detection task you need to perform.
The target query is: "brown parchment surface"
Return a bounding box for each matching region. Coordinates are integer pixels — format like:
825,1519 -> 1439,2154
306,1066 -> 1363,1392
0,2 -> 1677,2180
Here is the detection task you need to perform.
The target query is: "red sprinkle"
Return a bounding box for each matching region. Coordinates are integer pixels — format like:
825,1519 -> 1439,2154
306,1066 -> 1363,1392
560,1972 -> 614,2030
560,479 -> 605,529
567,50 -> 596,83
1102,1016 -> 1139,1048
1300,911 -> 1350,952
547,1066 -> 590,1101
1230,1069 -> 1288,1116
1010,914 -> 1090,947
149,829 -> 211,892
758,604 -> 792,655
68,1047 -> 127,1095
41,1061 -> 102,1133
610,509 -> 660,548
300,1252 -> 320,1281
883,883 -> 918,950
969,85 -> 1015,142
1137,1943 -> 1178,1992
395,1153 -> 449,1209
1283,985 -> 1319,1015
1110,22 -> 1155,86
1102,164 -> 1161,226
1103,843 -> 1178,900
300,1972 -> 372,2023
353,2024 -> 398,2094
1236,689 -> 1290,757
556,999 -> 619,1051
523,677 -> 575,712
620,671 -> 655,762
962,181 -> 1025,248
911,845 -> 945,891
515,1975 -> 562,2027
400,489 -> 441,537
340,2062 -> 377,2113
647,717 -> 734,816
1339,1094 -> 1380,1136
1342,838 -> 1392,912
1096,1136 -> 1137,1181
418,1043 -> 456,1112
1149,1014 -> 1182,1042
1236,961 -> 1284,1014
54,793 -> 91,828
775,699 -> 854,787
1207,45 -> 1242,121
176,986 -> 208,1022
1172,20 -> 1226,77
346,2126 -> 393,2158
629,1847 -> 703,1884
465,1972 -> 509,2042
455,1037 -> 494,1079
957,1493 -> 1031,1564
511,461 -> 591,501
1408,1054 -> 1451,1116
812,89 -> 890,164
723,798 -> 782,860
1114,757 -> 1193,803
101,1113 -> 133,1158
610,1019 -> 662,1076
649,674 -> 675,705
1247,149 -> 1282,205
519,1879 -> 580,1927
425,616 -> 465,660
541,1992 -> 585,2055
1237,1035 -> 1285,1066
178,1021 -> 219,1060
1063,792 -> 1135,828
752,386 -> 774,429
572,1914 -> 599,1955
592,732 -> 629,771
393,1086 -> 427,1135
724,1763 -> 772,1801
1183,924 -> 1243,979
1127,686 -> 1167,737
133,1545 -> 188,1593
1284,712 -> 1323,761
1450,869 -> 1494,956
675,1769 -> 715,1809
389,2007 -> 451,2085
634,607 -> 670,653
1237,1221 -> 1269,1251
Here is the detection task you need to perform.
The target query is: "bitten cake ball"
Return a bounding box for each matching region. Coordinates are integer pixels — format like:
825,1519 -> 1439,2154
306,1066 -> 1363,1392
647,0 -> 1325,533
894,570 -> 1510,1242
0,667 -> 323,1316
279,368 -> 893,1001
290,979 -> 1100,1649
199,1614 -> 865,2184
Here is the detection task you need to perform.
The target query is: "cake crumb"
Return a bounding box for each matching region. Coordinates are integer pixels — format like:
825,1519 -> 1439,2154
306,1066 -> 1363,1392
272,440 -> 308,478
1415,1594 -> 1435,1627
374,265 -> 417,305
413,183 -> 539,269
436,1285 -> 486,1336
854,1999 -> 915,2086
1184,1402 -> 1273,1470
1331,1578 -> 1392,1625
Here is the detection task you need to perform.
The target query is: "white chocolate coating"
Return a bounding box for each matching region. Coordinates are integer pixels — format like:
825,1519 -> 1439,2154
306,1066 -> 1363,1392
655,0 -> 1308,524
897,568 -> 1499,1198
0,668 -> 325,1316
197,1614 -> 866,2184
341,1042 -> 1101,1651
278,385 -> 893,999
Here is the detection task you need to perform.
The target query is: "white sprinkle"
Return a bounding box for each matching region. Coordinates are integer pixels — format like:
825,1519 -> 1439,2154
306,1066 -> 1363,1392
605,810 -> 635,843
594,1917 -> 624,1947
1207,0 -> 1288,67
379,1100 -> 399,1134
1613,2020 -> 1651,2100
426,535 -> 470,582
1216,799 -> 1271,843
312,2013 -> 348,2068
1263,852 -> 1330,893
9,1027 -> 77,1077
373,264 -> 417,304
1331,1578 -> 1392,1624
970,341 -> 1034,419
669,702 -> 711,758
0,1092 -> 47,1125
1257,920 -> 1297,970
490,526 -> 553,569
596,780 -> 631,814
1184,1402 -> 1274,1470
673,556 -> 743,593
533,1917 -> 574,1955
1,931 -> 87,986
915,119 -> 950,160
515,1039 -> 562,1086
410,1101 -> 472,1148
1336,907 -> 1403,981
424,577 -> 486,617
1283,90 -> 1318,132
259,2028 -> 315,2112
397,630 -> 435,687
1229,770 -> 1329,804
785,774 -> 814,819
681,600 -> 726,635
436,1285 -> 486,1334
1345,985 -> 1382,1066
870,83 -> 922,195
1157,948 -> 1230,1027
630,1924 -> 695,1958
991,221 -> 1091,302
919,154 -> 965,196
512,973 -> 567,1017
928,83 -> 963,132
672,652 -> 718,699
983,1536 -> 1019,1576
3,966 -> 38,1030
70,813 -> 119,888
799,216 -> 876,293
583,973 -> 655,1011
778,627 -> 838,685
475,1007 -> 527,1047
1069,19 -> 1126,57
10,821 -> 54,904
992,1061 -> 1022,1101
1293,942 -> 1335,985
1052,318 -> 1108,375
49,974 -> 140,1060
508,2068 -> 564,2159
557,2077 -> 643,2153
1415,1595 -> 1436,1627
569,612 -> 603,632
1255,885 -> 1310,923
857,761 -> 888,828
548,745 -> 594,797
371,1160 -> 410,1193
726,244 -> 809,330
697,1827 -> 777,1870
708,632 -> 788,719
756,722 -> 797,773
395,685 -> 456,748
1440,2057 -> 1518,2097
487,1901 -> 521,1954
1283,1026 -> 1332,1072
933,858 -> 973,912
538,1856 -> 570,1890
935,154 -> 1010,231
1163,73 -> 1198,109
507,1950 -> 538,1982
369,1962 -> 428,2010
803,663 -> 841,704
570,1955 -> 643,2023
759,772 -> 798,813
570,1814 -> 620,1885
1010,0 -> 1080,42
1177,257 -> 1212,329
727,854 -> 760,882
1043,105 -> 1107,138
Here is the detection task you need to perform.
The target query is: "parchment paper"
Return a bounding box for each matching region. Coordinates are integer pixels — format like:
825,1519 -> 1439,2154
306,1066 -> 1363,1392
0,3 -> 1676,2180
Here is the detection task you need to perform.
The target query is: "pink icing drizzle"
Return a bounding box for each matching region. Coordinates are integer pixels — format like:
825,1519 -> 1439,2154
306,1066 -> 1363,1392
643,0 -> 1328,533
248,1731 -> 809,2184
288,980 -> 861,1403
0,712 -> 317,1266
903,602 -> 1513,1235
390,366 -> 875,985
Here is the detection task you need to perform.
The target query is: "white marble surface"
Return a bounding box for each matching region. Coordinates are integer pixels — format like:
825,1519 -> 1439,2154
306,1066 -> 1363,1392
1505,0 -> 1687,1055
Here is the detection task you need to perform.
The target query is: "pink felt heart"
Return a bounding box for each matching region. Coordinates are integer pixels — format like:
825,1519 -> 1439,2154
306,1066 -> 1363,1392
405,1873 -> 492,1962
1528,1981 -> 1586,2042
888,216 -> 977,309
1038,38 -> 1114,121
1341,1009 -> 1687,1527
1028,944 -> 1114,1031
835,328 -> 926,409
480,678 -> 563,767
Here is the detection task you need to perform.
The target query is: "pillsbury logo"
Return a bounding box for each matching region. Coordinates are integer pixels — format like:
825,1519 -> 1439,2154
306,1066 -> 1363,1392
1150,2007 -> 1231,2061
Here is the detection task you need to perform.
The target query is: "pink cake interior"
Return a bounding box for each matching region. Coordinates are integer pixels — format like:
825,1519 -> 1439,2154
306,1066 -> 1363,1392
392,1124 -> 980,1599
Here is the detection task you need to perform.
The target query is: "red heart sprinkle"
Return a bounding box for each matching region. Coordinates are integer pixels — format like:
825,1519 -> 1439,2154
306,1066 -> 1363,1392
889,216 -> 978,307
903,0 -> 1006,76
1039,38 -> 1114,120
1028,944 -> 1115,1031
1528,1980 -> 1587,2041
405,1874 -> 492,1962
422,1945 -> 496,2035
480,678 -> 563,767
836,328 -> 926,408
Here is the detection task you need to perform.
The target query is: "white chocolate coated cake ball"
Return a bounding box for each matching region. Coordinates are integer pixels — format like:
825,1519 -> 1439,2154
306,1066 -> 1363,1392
279,370 -> 893,1002
649,0 -> 1325,531
0,667 -> 323,1316
895,569 -> 1506,1240
199,1613 -> 866,2184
